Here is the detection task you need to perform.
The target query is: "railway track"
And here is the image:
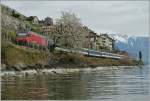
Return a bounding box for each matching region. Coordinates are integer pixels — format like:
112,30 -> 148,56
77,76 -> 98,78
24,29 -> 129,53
55,47 -> 125,59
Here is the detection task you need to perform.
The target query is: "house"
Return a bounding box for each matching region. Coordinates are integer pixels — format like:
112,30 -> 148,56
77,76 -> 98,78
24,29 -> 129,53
87,30 -> 97,50
42,26 -> 55,35
99,34 -> 115,51
83,26 -> 97,50
32,16 -> 39,24
40,17 -> 53,26
26,16 -> 39,24
43,17 -> 53,26
95,35 -> 103,51
41,17 -> 54,35
82,26 -> 115,51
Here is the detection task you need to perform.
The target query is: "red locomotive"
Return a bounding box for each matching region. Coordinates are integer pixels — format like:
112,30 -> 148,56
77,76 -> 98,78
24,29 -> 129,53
16,31 -> 48,47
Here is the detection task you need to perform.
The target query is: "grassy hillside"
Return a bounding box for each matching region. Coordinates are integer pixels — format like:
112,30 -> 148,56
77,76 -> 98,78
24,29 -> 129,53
1,40 -> 49,66
1,40 -> 141,71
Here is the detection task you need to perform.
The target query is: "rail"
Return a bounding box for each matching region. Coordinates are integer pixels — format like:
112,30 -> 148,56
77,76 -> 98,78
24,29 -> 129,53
55,47 -> 125,59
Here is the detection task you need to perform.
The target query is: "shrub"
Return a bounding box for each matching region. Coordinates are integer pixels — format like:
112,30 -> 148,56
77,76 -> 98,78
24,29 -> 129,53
11,10 -> 20,18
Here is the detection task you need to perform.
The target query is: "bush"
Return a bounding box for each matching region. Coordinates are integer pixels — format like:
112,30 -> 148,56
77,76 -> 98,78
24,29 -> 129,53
26,16 -> 34,22
11,10 -> 20,18
1,28 -> 16,42
31,27 -> 43,33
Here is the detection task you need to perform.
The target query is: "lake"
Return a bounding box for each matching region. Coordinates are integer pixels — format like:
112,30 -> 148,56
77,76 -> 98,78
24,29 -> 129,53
1,65 -> 149,100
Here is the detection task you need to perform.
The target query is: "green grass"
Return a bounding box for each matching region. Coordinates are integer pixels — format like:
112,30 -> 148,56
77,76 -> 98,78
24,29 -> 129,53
1,41 -> 49,65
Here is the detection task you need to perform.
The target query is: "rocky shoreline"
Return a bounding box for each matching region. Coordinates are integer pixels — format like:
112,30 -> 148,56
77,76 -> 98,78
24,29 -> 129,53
1,64 -> 138,77
2,61 -> 139,72
1,63 -> 89,72
1,63 -> 137,77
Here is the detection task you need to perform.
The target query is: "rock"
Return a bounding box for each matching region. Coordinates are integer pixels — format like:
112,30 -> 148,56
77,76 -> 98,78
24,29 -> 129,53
28,65 -> 35,69
6,66 -> 15,71
44,64 -> 51,68
1,64 -> 7,71
14,62 -> 27,70
12,66 -> 21,71
35,63 -> 44,69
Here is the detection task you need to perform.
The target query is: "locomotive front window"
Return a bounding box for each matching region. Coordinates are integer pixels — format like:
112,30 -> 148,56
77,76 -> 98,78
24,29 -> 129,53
17,33 -> 27,37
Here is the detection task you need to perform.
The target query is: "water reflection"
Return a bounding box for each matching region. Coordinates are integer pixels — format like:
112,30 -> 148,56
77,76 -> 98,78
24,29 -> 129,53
1,65 -> 149,100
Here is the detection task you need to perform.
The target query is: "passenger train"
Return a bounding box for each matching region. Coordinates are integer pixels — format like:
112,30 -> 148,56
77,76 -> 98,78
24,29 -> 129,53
15,31 -> 124,59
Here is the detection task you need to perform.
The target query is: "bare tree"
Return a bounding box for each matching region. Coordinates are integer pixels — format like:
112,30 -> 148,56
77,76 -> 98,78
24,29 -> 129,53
54,11 -> 85,49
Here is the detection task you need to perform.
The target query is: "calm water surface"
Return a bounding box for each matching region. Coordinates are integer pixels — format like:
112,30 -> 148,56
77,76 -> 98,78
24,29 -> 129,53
1,65 -> 149,100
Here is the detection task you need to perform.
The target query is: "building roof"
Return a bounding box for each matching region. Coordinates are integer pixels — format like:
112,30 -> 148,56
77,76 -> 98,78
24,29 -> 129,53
99,34 -> 115,41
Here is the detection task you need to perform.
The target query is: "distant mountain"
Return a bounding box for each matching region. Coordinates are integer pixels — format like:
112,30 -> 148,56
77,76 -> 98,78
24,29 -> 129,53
109,34 -> 149,64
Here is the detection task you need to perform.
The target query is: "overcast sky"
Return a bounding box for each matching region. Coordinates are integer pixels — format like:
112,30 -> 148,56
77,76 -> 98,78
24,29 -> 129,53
2,0 -> 149,36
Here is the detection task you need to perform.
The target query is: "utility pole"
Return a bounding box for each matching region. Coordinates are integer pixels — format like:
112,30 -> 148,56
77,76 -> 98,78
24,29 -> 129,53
139,51 -> 142,61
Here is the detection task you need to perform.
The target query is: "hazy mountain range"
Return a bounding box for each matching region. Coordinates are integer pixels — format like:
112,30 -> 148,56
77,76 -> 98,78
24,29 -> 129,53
109,34 -> 149,64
